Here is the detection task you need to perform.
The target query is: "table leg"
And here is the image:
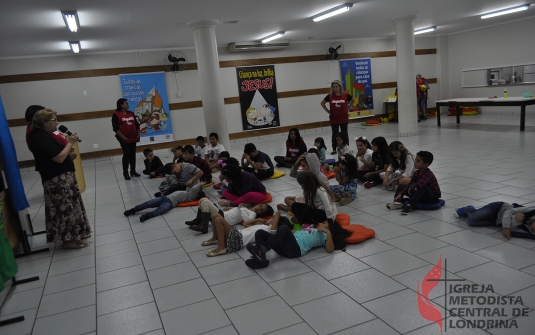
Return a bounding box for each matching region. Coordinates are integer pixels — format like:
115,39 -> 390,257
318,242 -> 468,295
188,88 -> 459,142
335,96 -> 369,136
456,106 -> 461,124
520,105 -> 526,131
436,104 -> 441,126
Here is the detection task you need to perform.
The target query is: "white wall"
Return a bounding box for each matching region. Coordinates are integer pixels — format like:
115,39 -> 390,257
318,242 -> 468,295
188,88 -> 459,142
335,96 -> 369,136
447,18 -> 535,109
1,37 -> 438,162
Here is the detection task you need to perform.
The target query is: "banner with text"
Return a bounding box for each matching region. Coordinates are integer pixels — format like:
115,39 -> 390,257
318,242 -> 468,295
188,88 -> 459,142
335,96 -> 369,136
339,58 -> 375,118
236,65 -> 280,131
119,72 -> 174,144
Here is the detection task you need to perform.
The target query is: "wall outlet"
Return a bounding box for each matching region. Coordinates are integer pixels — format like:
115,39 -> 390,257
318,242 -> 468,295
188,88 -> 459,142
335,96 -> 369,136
93,144 -> 99,149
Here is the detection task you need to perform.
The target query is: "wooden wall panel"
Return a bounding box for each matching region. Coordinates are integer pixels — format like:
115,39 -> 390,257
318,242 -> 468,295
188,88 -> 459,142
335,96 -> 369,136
7,78 -> 437,126
0,49 -> 436,84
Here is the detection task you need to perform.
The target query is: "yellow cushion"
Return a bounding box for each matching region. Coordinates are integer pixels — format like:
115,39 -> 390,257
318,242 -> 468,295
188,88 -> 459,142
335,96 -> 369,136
202,180 -> 215,188
269,170 -> 286,179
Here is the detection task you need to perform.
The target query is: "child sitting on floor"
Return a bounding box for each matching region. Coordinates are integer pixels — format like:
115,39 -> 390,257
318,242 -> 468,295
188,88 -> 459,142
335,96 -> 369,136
355,136 -> 373,172
455,202 -> 535,240
205,132 -> 225,173
185,198 -> 274,234
330,154 -> 359,206
171,145 -> 184,164
388,151 -> 441,215
194,136 -> 206,158
242,143 -> 275,180
359,137 -> 390,188
156,162 -> 204,196
218,164 -> 267,207
323,132 -> 353,172
183,144 -> 212,183
290,171 -> 337,225
381,141 -> 415,191
314,137 -> 328,164
278,152 -> 329,212
124,183 -> 205,222
142,148 -> 165,178
274,128 -> 307,168
218,157 -> 239,194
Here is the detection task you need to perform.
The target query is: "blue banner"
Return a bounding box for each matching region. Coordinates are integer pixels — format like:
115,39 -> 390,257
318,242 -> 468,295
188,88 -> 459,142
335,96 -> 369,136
119,72 -> 174,144
0,95 -> 29,212
339,58 -> 375,118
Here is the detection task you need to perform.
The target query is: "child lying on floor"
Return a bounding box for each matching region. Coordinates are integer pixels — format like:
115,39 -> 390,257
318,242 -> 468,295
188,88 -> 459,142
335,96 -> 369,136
185,199 -> 274,234
200,208 -> 284,257
124,183 -> 205,222
455,202 -> 535,240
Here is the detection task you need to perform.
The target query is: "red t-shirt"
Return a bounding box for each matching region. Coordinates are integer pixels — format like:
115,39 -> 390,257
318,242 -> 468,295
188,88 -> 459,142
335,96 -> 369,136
325,92 -> 352,125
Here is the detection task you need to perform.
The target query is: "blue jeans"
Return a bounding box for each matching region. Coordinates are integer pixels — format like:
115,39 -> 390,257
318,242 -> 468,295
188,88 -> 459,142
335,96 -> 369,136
466,201 -> 504,227
134,196 -> 173,219
395,185 -> 439,207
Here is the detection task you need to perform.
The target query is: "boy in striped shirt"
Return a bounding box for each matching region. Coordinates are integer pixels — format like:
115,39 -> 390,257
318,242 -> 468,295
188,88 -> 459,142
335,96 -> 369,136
387,151 -> 441,215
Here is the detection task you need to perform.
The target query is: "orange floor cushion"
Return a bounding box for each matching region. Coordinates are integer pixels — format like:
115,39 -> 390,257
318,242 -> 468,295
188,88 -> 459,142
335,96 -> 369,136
213,183 -> 222,189
254,192 -> 272,205
344,224 -> 375,243
335,213 -> 350,226
177,197 -> 207,207
324,171 -> 336,179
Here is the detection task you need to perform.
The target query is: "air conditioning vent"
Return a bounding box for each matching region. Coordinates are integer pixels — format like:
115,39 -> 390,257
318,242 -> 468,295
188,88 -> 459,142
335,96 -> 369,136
228,41 -> 290,52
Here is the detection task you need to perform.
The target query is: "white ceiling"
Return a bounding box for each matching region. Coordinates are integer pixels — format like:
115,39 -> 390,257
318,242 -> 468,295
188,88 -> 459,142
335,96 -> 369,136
1,0 -> 534,59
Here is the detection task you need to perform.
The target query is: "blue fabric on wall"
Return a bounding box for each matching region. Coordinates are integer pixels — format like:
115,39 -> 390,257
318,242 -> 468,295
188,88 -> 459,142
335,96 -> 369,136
0,95 -> 29,211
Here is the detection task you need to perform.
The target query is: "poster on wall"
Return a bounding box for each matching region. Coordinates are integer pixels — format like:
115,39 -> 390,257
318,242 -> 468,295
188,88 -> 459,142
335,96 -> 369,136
339,57 -> 375,118
119,72 -> 174,144
236,65 -> 280,131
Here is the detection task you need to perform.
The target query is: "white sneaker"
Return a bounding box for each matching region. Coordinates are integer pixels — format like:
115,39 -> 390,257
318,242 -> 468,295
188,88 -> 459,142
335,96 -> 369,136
386,202 -> 404,210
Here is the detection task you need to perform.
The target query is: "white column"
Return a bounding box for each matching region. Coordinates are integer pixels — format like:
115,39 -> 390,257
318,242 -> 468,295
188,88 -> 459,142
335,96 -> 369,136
186,19 -> 231,152
436,36 -> 449,101
391,15 -> 418,137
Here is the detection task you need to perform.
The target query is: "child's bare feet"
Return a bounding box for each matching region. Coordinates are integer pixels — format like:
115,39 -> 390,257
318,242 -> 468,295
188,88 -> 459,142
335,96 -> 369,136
218,199 -> 231,206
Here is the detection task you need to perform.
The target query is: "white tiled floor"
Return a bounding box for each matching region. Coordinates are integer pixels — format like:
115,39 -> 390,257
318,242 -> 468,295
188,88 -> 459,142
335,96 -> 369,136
2,113 -> 535,335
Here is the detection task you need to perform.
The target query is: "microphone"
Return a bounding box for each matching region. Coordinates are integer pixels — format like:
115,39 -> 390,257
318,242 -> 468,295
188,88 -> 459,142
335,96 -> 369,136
58,125 -> 82,142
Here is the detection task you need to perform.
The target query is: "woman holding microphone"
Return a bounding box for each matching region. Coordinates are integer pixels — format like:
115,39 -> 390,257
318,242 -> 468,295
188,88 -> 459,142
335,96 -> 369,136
28,109 -> 91,249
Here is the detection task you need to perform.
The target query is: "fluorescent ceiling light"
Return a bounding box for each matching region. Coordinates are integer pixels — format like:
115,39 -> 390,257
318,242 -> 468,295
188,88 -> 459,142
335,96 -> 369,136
414,26 -> 437,35
69,41 -> 81,53
312,3 -> 353,22
61,11 -> 80,32
481,4 -> 530,19
261,31 -> 285,43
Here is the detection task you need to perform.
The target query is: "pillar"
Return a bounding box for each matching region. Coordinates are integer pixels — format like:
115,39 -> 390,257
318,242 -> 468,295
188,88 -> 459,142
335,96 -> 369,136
186,19 -> 231,152
391,15 -> 418,137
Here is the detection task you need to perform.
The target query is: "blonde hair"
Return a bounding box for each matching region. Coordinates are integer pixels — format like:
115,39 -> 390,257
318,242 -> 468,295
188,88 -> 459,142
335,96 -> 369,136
330,80 -> 344,95
32,108 -> 56,130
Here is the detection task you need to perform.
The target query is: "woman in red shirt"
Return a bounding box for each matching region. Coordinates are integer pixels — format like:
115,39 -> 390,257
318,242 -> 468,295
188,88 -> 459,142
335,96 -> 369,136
111,98 -> 140,180
320,80 -> 356,155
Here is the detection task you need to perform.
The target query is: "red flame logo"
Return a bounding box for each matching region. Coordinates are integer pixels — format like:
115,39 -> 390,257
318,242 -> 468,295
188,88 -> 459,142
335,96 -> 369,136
417,255 -> 443,334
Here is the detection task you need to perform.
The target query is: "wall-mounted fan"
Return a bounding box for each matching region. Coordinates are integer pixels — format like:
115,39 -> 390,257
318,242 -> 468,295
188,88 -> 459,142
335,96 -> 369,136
164,51 -> 188,97
326,42 -> 344,60
164,51 -> 188,72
